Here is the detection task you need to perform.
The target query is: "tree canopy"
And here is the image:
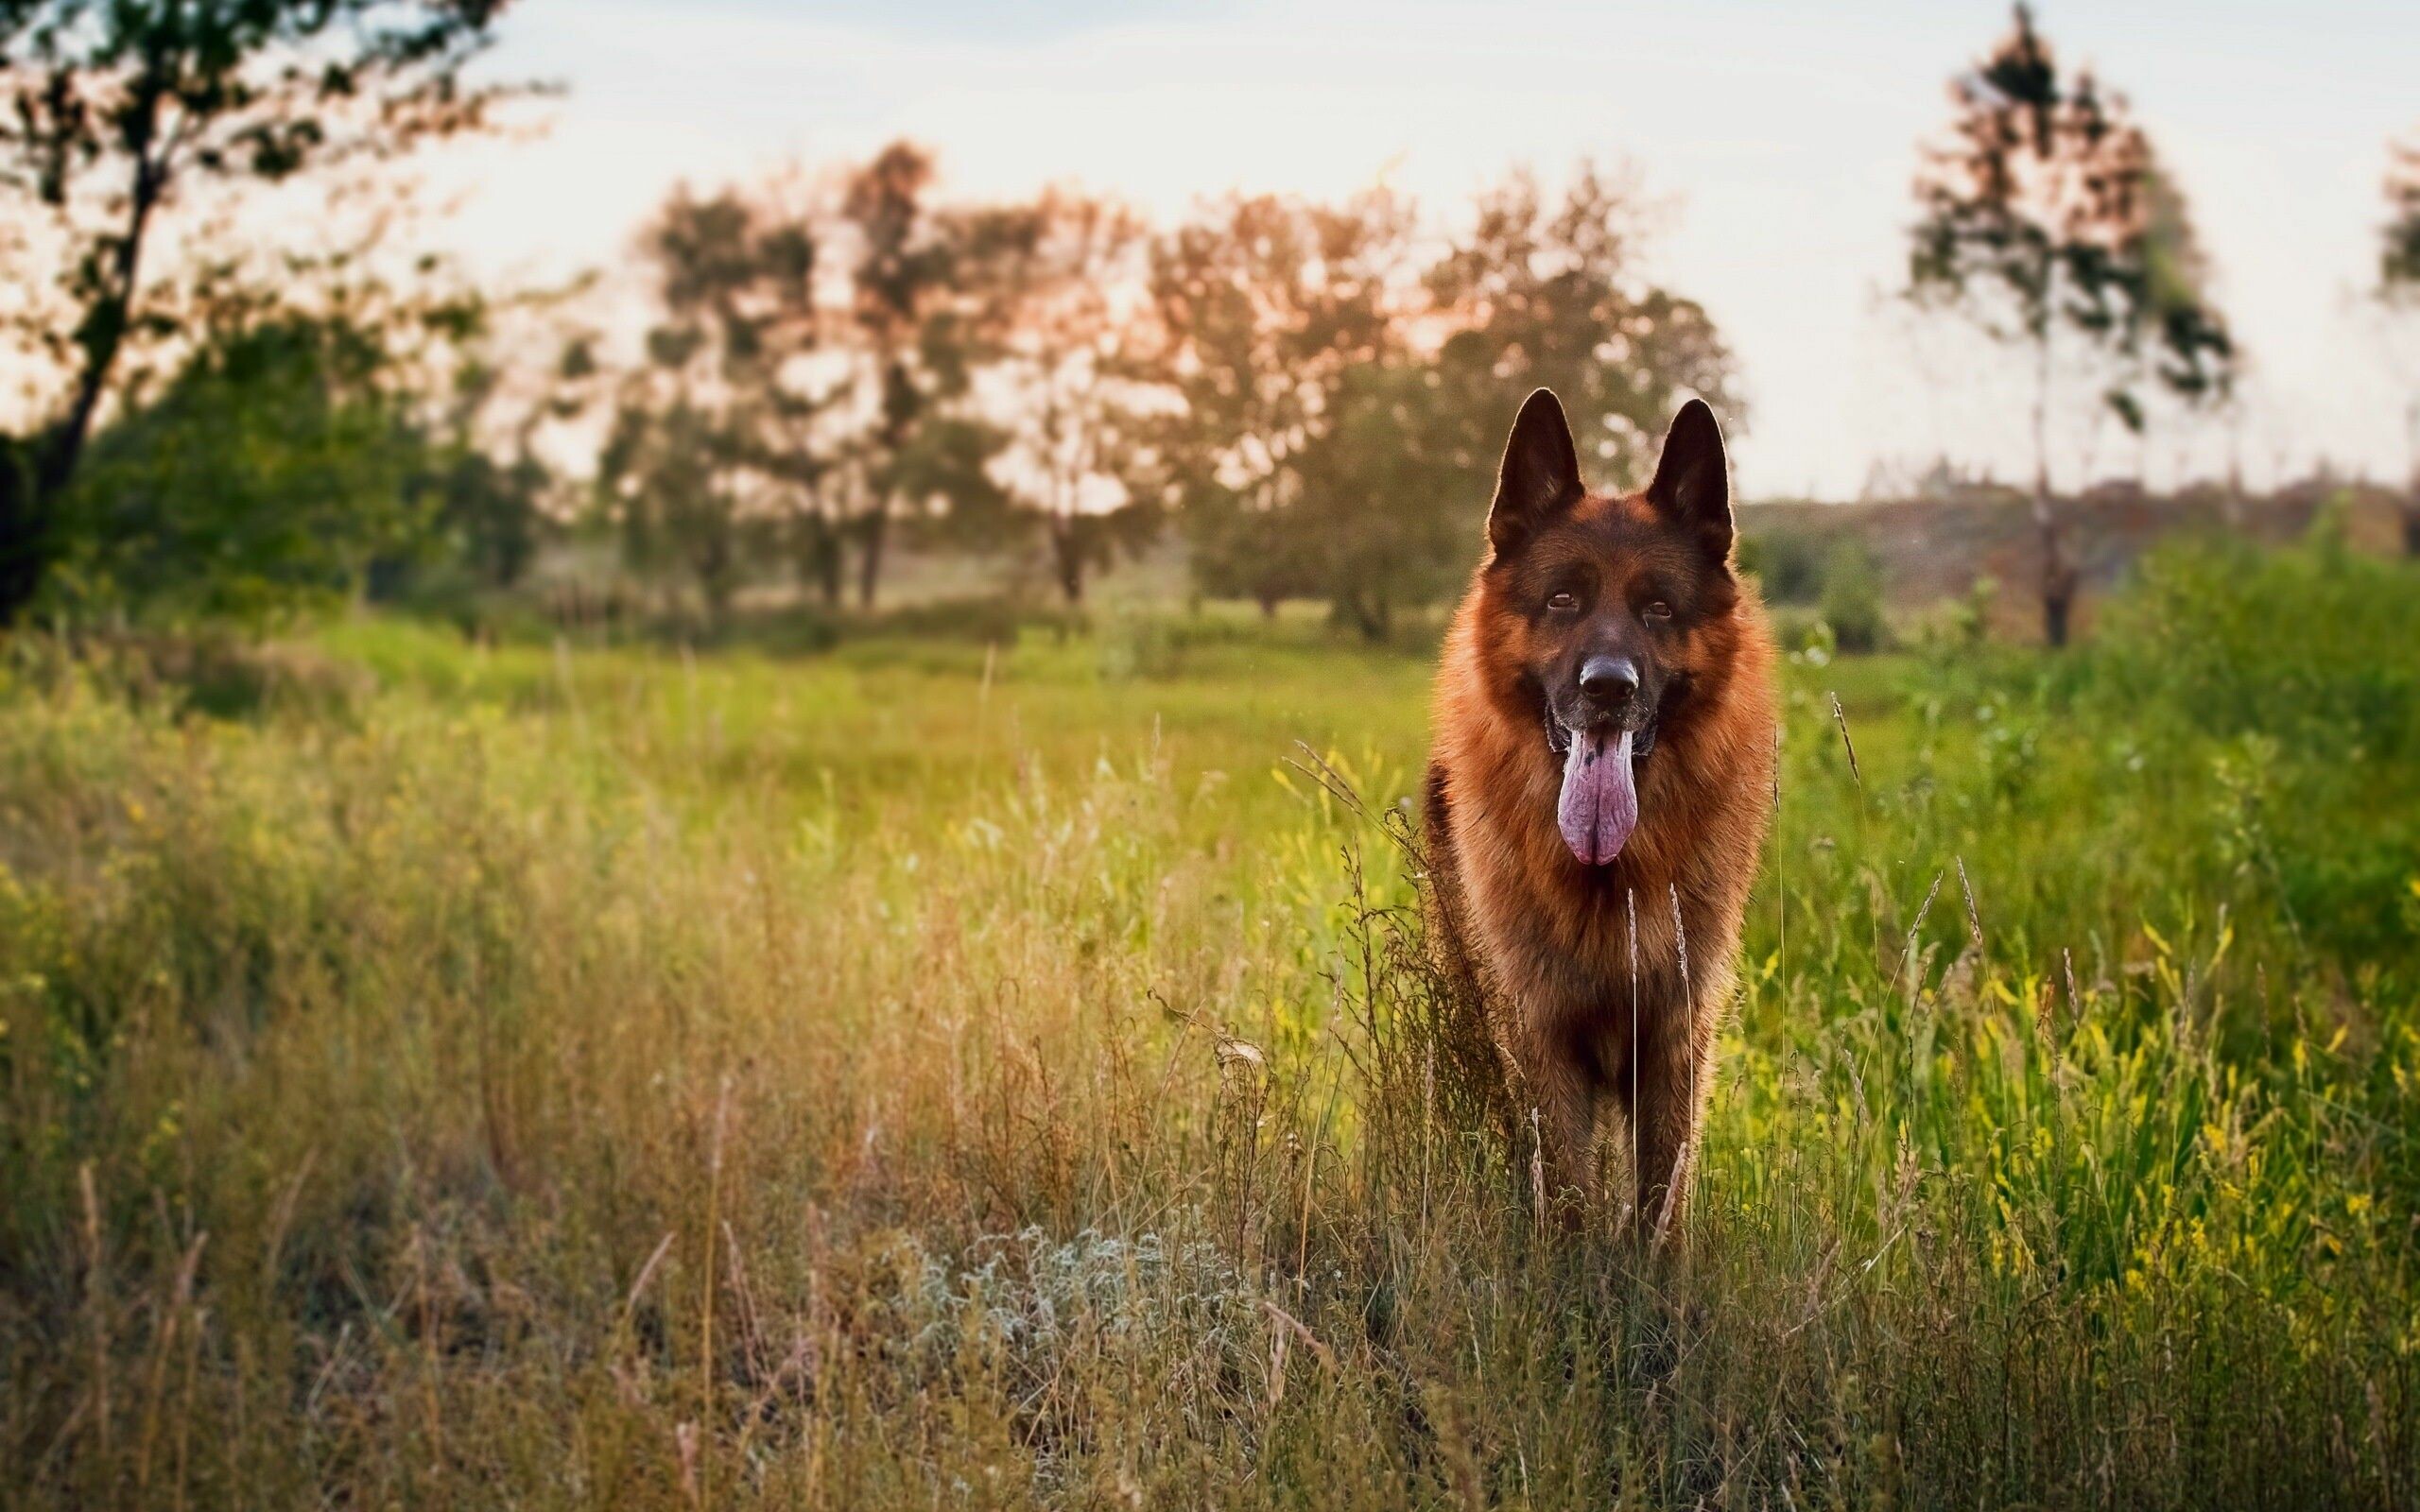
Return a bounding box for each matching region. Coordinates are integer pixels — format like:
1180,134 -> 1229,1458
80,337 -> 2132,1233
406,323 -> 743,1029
0,0 -> 518,622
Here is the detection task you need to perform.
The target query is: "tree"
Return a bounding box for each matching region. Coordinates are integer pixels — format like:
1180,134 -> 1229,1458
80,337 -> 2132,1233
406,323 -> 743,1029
386,333 -> 573,602
598,399 -> 743,626
56,314 -> 425,623
600,184 -> 831,623
1143,171 -> 1740,639
427,444 -> 549,592
2380,134 -> 2420,556
1906,4 -> 2237,645
839,141 -> 976,609
0,0 -> 517,626
1427,163 -> 1740,500
958,188 -> 1162,605
1142,188 -> 1430,634
1292,359 -> 1469,639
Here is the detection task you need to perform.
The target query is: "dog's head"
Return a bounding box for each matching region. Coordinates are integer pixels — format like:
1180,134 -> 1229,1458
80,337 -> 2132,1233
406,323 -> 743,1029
1474,388 -> 1740,866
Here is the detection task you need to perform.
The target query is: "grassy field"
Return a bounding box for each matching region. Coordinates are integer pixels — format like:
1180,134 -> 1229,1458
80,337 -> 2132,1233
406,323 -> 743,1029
3,541 -> 2418,1509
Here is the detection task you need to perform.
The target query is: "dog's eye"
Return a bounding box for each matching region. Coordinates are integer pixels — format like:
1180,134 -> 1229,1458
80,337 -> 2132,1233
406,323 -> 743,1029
1546,592 -> 1580,614
1643,601 -> 1674,622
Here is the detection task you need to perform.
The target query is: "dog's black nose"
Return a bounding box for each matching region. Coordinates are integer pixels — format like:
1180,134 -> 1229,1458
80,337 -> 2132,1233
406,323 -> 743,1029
1579,655 -> 1640,707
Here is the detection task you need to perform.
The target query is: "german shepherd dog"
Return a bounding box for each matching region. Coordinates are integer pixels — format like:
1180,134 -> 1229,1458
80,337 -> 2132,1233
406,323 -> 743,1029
1425,389 -> 1775,1241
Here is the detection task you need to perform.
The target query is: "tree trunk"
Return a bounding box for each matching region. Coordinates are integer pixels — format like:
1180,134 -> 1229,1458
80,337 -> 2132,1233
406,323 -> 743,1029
2041,567 -> 2075,648
2407,408 -> 2420,558
1049,519 -> 1085,606
41,182 -> 156,506
2036,495 -> 2078,649
700,545 -> 736,633
0,438 -> 40,627
798,515 -> 844,607
0,137 -> 165,627
1362,596 -> 1392,644
856,501 -> 890,610
1336,587 -> 1391,643
2031,332 -> 2077,649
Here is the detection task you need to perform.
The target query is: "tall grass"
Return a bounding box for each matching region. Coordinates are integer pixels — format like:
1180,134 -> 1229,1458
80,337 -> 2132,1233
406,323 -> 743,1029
1,542 -> 2414,1508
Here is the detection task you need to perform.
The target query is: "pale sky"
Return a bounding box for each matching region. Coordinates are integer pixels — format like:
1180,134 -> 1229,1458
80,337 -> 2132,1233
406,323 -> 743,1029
435,0 -> 2420,498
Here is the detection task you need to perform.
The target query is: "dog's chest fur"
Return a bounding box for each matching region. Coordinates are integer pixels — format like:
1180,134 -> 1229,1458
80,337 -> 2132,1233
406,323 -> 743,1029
1426,599 -> 1774,1043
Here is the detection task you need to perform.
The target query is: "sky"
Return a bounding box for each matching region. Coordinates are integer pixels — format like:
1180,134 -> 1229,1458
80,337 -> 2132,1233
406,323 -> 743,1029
432,0 -> 2420,499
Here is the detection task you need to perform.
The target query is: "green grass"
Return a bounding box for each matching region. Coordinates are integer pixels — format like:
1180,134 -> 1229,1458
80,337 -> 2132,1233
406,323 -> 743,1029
2,542 -> 2416,1508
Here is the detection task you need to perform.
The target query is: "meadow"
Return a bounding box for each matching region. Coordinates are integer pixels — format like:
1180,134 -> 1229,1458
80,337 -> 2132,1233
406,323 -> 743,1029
3,540 -> 2417,1509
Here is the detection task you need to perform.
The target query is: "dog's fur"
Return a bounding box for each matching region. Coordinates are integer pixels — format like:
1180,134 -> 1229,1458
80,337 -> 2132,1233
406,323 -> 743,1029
1424,389 -> 1775,1238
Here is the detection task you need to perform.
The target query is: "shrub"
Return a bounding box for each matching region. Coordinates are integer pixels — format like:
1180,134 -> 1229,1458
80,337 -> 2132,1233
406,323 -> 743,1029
1736,525 -> 1827,604
1818,537 -> 1889,653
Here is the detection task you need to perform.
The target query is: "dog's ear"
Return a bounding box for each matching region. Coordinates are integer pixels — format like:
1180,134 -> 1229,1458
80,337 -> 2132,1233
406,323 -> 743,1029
1645,399 -> 1732,562
1488,388 -> 1584,558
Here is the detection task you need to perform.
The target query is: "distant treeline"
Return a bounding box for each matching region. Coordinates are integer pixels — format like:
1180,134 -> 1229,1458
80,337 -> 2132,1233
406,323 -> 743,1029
6,4 -> 2418,644
579,146 -> 1746,639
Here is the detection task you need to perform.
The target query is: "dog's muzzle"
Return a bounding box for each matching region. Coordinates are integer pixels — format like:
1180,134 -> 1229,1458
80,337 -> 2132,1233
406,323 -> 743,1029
1544,706 -> 1658,765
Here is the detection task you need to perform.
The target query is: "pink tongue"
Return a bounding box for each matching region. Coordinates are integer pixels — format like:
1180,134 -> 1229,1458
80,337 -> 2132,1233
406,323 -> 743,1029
1558,729 -> 1637,866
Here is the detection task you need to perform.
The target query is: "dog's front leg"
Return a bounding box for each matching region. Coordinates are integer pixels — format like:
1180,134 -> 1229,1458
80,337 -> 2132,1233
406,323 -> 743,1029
1624,1009 -> 1714,1247
1515,1035 -> 1600,1228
